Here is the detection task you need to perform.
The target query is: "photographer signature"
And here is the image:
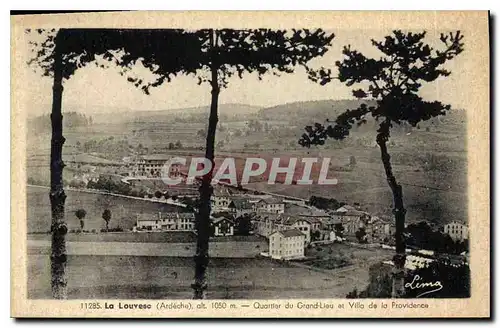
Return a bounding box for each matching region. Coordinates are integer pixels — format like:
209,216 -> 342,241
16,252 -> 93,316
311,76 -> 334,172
405,275 -> 443,298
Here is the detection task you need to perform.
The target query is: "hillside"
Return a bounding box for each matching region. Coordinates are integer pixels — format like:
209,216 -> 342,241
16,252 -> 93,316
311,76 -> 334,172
76,103 -> 263,124
258,98 -> 467,135
259,99 -> 372,122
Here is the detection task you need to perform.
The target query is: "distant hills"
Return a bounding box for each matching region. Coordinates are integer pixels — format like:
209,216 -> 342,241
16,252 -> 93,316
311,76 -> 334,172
258,99 -> 375,123
258,99 -> 466,135
69,103 -> 263,124
29,99 -> 466,128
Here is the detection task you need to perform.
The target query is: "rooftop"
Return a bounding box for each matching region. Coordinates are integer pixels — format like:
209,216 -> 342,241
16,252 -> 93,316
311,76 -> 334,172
282,216 -> 320,226
445,221 -> 468,226
256,197 -> 283,205
141,154 -> 172,161
256,213 -> 288,222
213,188 -> 232,197
336,205 -> 357,212
285,203 -> 330,218
332,208 -> 369,217
212,216 -> 235,224
137,212 -> 195,222
272,229 -> 305,238
211,211 -> 236,220
229,197 -> 253,209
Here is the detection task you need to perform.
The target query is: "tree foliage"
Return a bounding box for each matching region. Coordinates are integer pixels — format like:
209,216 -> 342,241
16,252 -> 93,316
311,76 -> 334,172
300,30 -> 464,298
27,28 -> 202,85
300,30 -> 464,147
406,221 -> 468,255
28,27 -> 336,300
102,209 -> 112,231
27,28 -> 335,93
75,209 -> 86,220
235,213 -> 253,236
355,227 -> 367,243
347,261 -> 470,298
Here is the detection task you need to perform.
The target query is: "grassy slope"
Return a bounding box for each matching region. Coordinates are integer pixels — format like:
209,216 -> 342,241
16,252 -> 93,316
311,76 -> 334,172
26,186 -> 189,233
27,255 -> 365,299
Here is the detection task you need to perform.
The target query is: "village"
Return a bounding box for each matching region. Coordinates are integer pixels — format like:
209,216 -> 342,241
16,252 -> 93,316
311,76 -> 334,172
74,153 -> 470,272
16,18 -> 484,308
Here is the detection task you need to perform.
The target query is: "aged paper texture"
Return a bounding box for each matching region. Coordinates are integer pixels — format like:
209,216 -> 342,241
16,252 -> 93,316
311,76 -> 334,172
11,11 -> 489,318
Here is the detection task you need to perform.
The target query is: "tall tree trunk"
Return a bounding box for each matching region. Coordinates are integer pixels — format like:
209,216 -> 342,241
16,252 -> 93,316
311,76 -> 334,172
192,29 -> 219,299
376,124 -> 406,298
50,32 -> 68,299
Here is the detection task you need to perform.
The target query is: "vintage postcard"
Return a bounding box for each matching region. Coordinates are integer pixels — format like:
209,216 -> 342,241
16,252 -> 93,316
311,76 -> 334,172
11,11 -> 490,318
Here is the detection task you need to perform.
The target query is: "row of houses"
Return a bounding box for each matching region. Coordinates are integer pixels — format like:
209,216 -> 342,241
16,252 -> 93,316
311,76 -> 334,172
254,203 -> 395,244
134,211 -> 236,237
135,212 -> 196,231
212,190 -> 285,214
210,189 -> 398,260
331,205 -> 396,243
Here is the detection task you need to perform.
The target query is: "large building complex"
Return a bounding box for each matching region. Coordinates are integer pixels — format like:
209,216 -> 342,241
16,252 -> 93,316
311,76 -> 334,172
443,221 -> 469,241
269,229 -> 305,260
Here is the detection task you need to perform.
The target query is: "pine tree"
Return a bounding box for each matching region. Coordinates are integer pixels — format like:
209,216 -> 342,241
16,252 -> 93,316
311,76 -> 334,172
28,28 -> 335,299
300,30 -> 464,297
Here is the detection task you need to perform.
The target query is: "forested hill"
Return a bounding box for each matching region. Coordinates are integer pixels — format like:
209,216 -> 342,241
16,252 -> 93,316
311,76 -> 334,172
28,112 -> 94,133
258,99 -> 466,134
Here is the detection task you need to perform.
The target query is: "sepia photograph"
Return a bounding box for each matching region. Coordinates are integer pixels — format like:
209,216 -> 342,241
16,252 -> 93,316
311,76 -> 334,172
10,11 -> 490,318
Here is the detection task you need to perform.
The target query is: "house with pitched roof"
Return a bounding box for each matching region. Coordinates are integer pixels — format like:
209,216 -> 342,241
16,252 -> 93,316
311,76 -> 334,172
252,197 -> 285,214
275,216 -> 312,244
364,216 -> 394,243
136,212 -> 195,231
269,229 -> 305,260
211,188 -> 232,211
254,213 -> 283,238
211,212 -> 235,236
331,205 -> 371,236
254,213 -> 312,244
227,197 -> 254,217
284,203 -> 330,231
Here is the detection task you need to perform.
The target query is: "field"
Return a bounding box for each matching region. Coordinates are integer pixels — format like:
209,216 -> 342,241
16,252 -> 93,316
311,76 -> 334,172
27,231 -> 198,243
26,186 -> 188,233
27,237 -> 268,258
27,240 -> 396,299
305,243 -> 394,268
27,255 -> 367,299
247,145 -> 467,224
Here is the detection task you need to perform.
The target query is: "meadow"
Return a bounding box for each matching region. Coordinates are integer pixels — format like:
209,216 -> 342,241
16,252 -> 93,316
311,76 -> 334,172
27,255 -> 363,299
26,186 -> 188,233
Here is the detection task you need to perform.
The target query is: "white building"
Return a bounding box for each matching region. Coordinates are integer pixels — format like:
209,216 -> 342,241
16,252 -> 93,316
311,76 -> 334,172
443,221 -> 469,241
269,229 -> 305,260
211,189 -> 232,211
227,197 -> 254,217
136,212 -> 195,231
252,197 -> 285,214
134,154 -> 182,178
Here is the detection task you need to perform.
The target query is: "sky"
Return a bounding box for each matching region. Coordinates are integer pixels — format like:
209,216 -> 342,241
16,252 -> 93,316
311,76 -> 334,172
19,29 -> 471,117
